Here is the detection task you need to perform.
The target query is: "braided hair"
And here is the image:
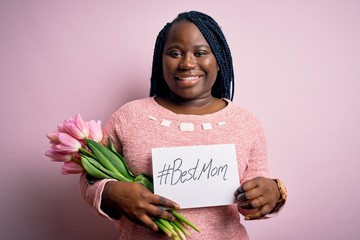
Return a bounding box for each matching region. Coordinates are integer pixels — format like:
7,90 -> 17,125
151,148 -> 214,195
149,11 -> 235,101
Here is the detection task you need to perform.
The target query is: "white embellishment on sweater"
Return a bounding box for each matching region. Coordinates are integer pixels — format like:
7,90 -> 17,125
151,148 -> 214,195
179,122 -> 194,132
148,116 -> 157,121
201,123 -> 213,130
217,121 -> 226,126
160,119 -> 171,127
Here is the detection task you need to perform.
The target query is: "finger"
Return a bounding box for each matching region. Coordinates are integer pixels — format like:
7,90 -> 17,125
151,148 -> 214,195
244,204 -> 272,220
236,193 -> 248,202
234,185 -> 244,196
138,214 -> 158,232
250,197 -> 264,209
237,201 -> 253,210
152,195 -> 180,210
237,196 -> 264,210
234,179 -> 260,198
241,179 -> 260,192
147,205 -> 176,221
236,187 -> 261,203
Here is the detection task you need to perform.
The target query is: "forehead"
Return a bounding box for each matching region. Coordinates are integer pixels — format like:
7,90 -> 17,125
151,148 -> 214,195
165,21 -> 209,46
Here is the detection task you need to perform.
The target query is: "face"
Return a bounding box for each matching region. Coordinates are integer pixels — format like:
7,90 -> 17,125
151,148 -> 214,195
162,21 -> 218,101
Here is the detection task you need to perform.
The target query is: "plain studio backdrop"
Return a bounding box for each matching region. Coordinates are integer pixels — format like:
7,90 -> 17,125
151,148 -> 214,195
1,0 -> 359,239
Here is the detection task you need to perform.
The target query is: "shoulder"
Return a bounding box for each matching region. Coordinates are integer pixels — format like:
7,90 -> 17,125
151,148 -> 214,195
226,100 -> 261,124
225,101 -> 267,144
110,97 -> 154,118
103,97 -> 153,129
117,97 -> 154,112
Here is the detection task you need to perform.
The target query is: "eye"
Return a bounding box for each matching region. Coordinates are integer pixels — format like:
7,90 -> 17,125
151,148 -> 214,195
195,50 -> 207,57
167,51 -> 182,58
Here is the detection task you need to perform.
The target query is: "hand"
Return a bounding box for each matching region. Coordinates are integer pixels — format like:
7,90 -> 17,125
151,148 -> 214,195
234,177 -> 280,220
101,181 -> 180,232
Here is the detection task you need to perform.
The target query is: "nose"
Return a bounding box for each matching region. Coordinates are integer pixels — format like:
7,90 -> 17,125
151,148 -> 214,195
179,53 -> 196,69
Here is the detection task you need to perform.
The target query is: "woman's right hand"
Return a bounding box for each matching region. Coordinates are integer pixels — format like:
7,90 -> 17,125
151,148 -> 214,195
101,181 -> 180,232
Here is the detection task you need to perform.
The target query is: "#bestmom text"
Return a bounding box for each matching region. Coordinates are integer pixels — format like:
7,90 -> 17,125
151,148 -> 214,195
156,157 -> 229,186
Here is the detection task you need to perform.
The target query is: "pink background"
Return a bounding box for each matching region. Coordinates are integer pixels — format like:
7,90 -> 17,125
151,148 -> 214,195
1,1 -> 359,239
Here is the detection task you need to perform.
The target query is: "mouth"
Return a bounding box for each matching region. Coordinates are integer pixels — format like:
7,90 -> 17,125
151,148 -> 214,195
173,75 -> 202,87
175,76 -> 201,81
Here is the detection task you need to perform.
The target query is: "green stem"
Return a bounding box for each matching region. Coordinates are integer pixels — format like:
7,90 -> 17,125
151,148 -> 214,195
154,219 -> 172,237
158,219 -> 177,237
173,220 -> 191,237
170,221 -> 187,240
170,210 -> 201,233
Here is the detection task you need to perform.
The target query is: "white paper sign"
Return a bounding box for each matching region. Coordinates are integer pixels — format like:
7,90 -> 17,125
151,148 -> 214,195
152,144 -> 239,209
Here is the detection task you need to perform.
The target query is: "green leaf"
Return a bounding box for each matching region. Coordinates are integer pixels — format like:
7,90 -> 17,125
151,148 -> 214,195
86,138 -> 134,181
81,156 -> 113,180
134,173 -> 154,192
85,156 -> 131,182
106,138 -> 135,178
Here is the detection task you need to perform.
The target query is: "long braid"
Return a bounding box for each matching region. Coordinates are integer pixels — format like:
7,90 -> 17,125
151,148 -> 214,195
150,23 -> 171,97
150,11 -> 235,101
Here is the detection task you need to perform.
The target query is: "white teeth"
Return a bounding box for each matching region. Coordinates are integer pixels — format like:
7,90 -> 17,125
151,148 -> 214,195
178,76 -> 199,81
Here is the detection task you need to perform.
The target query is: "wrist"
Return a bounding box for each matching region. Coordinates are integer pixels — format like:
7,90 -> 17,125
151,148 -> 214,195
101,181 -> 121,219
270,178 -> 287,214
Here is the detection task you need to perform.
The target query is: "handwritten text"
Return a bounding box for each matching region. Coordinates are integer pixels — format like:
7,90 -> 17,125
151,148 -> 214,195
157,158 -> 228,185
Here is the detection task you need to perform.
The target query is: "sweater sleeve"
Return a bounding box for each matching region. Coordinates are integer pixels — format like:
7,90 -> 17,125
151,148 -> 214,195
241,118 -> 269,183
240,117 -> 286,216
79,173 -> 117,220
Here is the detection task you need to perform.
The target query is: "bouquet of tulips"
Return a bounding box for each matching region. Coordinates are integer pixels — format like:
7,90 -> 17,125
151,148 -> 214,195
45,114 -> 200,240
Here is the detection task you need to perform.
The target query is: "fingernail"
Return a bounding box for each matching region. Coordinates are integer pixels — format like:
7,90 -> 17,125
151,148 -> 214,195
245,216 -> 250,220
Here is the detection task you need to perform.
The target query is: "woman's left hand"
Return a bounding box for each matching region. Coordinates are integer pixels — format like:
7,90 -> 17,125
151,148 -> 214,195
234,176 -> 280,220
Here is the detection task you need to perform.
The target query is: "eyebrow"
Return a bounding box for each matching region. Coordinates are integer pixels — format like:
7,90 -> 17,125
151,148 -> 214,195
165,44 -> 211,50
194,44 -> 211,49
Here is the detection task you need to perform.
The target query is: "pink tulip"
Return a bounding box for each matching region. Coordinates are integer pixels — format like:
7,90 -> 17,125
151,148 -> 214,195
45,149 -> 73,162
46,131 -> 60,144
87,120 -> 103,142
74,113 -> 89,137
63,121 -> 86,140
61,114 -> 89,140
56,122 -> 68,134
56,132 -> 82,153
62,161 -> 84,175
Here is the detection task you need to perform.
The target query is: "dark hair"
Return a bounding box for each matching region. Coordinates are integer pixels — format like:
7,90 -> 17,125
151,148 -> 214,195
149,11 -> 235,100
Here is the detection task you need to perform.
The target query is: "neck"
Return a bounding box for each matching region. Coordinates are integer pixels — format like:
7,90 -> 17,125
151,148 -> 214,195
155,96 -> 227,115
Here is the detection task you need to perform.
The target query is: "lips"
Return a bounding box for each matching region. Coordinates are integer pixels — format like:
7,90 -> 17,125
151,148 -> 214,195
173,75 -> 202,88
175,76 -> 201,81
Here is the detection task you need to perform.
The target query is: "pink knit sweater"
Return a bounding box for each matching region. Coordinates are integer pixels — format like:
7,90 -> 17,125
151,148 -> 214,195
80,97 -> 269,240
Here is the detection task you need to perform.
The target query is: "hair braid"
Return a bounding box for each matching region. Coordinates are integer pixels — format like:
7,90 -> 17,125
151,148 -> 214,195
150,23 -> 171,96
150,11 -> 235,100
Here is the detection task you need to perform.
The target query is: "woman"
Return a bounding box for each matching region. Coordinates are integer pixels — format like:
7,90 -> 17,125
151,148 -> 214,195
80,11 -> 286,240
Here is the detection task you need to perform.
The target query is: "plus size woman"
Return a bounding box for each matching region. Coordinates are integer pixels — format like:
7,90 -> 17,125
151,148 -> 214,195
80,11 -> 286,240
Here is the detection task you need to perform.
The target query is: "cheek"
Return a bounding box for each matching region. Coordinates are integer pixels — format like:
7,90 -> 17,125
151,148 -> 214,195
162,59 -> 167,74
162,61 -> 175,87
206,60 -> 219,79
204,57 -> 218,72
162,58 -> 176,76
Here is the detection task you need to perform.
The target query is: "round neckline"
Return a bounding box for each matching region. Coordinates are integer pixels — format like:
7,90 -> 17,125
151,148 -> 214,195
149,96 -> 232,118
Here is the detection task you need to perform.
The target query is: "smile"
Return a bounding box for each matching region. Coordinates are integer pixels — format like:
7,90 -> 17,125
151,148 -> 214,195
176,76 -> 201,81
